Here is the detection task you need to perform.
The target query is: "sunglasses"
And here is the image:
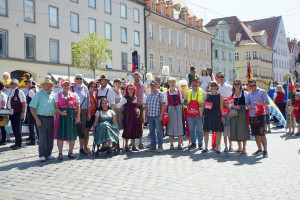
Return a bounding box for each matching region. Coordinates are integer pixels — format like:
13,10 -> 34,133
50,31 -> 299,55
90,86 -> 97,88
76,78 -> 83,80
128,88 -> 134,90
234,83 -> 241,86
211,84 -> 218,87
250,85 -> 256,88
218,76 -> 224,78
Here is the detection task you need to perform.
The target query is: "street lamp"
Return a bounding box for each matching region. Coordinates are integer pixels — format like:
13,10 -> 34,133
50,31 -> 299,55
140,64 -> 146,84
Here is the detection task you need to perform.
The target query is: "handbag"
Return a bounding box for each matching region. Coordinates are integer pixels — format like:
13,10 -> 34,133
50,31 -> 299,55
228,93 -> 240,118
159,93 -> 169,126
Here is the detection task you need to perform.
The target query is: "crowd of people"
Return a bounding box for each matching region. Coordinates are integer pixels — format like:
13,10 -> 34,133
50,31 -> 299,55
0,68 -> 299,162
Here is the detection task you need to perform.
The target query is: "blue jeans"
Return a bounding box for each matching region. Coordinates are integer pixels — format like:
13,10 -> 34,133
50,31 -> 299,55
187,117 -> 203,146
148,116 -> 163,148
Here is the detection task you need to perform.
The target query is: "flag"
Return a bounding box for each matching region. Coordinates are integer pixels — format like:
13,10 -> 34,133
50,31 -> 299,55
131,51 -> 138,73
284,74 -> 295,104
268,96 -> 286,128
247,61 -> 252,92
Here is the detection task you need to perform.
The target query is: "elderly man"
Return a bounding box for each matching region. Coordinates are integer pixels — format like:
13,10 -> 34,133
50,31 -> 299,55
29,79 -> 56,162
3,72 -> 11,87
246,78 -> 270,158
7,79 -> 26,150
155,75 -> 167,93
145,80 -> 166,153
186,67 -> 199,87
97,75 -> 115,110
133,72 -> 147,149
71,74 -> 91,156
218,72 -> 232,98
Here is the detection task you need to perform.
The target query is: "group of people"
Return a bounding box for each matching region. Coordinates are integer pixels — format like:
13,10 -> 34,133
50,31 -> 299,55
1,67 -> 296,162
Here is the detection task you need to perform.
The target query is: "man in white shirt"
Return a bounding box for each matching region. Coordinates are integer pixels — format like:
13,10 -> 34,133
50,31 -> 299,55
218,72 -> 232,98
7,79 -> 26,150
97,75 -> 115,110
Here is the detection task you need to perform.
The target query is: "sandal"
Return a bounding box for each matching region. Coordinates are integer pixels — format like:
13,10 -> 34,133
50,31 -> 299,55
234,149 -> 242,153
125,146 -> 131,152
58,154 -> 63,160
132,147 -> 139,151
68,153 -> 76,159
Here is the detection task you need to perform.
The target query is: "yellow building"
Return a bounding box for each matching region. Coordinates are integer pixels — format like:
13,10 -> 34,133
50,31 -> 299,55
145,0 -> 213,79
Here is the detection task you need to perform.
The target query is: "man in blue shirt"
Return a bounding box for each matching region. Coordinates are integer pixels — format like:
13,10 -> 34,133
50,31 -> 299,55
246,78 -> 270,158
71,74 -> 91,156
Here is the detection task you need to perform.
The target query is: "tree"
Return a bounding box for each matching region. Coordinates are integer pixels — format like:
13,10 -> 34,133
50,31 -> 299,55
72,32 -> 112,79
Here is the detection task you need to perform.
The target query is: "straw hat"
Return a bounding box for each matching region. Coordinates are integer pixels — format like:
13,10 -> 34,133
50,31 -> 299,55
40,79 -> 55,87
168,77 -> 177,83
98,75 -> 110,82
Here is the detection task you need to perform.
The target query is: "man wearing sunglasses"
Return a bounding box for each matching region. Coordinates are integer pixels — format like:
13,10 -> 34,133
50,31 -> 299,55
71,74 -> 91,156
218,72 -> 232,98
245,78 -> 270,158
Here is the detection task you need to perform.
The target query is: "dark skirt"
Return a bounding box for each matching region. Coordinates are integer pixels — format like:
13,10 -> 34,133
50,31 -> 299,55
249,115 -> 265,136
122,108 -> 142,139
230,106 -> 250,141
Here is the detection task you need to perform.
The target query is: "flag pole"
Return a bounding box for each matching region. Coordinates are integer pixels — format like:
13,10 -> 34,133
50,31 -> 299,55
288,73 -> 291,131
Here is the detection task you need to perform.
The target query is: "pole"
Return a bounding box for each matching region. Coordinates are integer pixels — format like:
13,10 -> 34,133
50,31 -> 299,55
68,65 -> 70,80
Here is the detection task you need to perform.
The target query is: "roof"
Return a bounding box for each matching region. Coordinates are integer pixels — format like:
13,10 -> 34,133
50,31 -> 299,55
243,16 -> 281,48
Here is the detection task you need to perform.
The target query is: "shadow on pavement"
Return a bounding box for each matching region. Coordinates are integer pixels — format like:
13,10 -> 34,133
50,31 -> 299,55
280,134 -> 300,141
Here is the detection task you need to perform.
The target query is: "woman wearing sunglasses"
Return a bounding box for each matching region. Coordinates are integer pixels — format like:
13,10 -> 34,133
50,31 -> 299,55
202,81 -> 224,153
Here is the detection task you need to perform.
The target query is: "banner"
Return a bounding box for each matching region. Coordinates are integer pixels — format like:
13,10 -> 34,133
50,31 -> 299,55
268,96 -> 286,128
131,51 -> 138,73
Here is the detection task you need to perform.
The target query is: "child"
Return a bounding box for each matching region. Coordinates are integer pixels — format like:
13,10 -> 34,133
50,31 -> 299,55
223,99 -> 233,152
264,105 -> 271,133
286,99 -> 296,135
199,68 -> 211,91
293,92 -> 300,136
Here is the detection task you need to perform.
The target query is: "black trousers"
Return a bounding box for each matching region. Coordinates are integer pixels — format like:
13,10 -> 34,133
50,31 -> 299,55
27,107 -> 39,141
10,112 -> 23,146
0,126 -> 6,142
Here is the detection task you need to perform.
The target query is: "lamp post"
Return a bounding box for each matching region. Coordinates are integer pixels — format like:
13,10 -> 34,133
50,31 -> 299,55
140,64 -> 146,84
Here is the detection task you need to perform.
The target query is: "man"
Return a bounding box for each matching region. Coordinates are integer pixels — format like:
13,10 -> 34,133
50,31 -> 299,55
25,79 -> 39,145
218,72 -> 232,98
184,79 -> 206,150
155,75 -> 167,93
96,75 -> 115,110
186,67 -> 199,87
71,74 -> 91,156
273,81 -> 278,88
29,78 -> 56,162
7,79 -> 26,150
19,73 -> 31,86
246,78 -> 270,158
145,80 -> 166,153
133,72 -> 147,149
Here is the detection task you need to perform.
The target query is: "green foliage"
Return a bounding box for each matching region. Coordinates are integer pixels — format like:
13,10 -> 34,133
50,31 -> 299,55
72,32 -> 112,79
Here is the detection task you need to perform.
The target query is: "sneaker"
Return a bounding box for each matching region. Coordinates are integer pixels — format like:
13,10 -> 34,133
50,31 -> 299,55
11,145 -> 21,150
224,147 -> 229,152
26,137 -> 33,141
46,155 -> 55,160
188,143 -> 196,150
39,156 -> 46,162
10,144 -> 16,148
263,151 -> 268,158
148,146 -> 156,152
79,149 -> 88,156
229,147 -> 234,152
26,140 -> 35,145
252,150 -> 263,156
0,141 -> 6,146
216,150 -> 221,154
202,149 -> 208,153
178,145 -> 183,150
170,144 -> 175,150
198,145 -> 203,150
157,147 -> 163,153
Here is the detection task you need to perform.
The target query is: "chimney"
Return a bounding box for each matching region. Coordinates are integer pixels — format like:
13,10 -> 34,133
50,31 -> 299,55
196,18 -> 203,29
236,33 -> 242,42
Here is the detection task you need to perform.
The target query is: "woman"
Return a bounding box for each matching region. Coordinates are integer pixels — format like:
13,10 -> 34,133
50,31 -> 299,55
200,69 -> 211,91
207,67 -> 215,81
230,79 -> 249,154
273,85 -> 286,126
84,81 -> 97,152
0,81 -> 7,146
54,79 -> 80,160
113,79 -> 123,129
202,81 -> 224,153
164,77 -> 185,150
3,72 -> 11,87
93,98 -> 119,153
179,80 -> 190,145
117,84 -> 142,152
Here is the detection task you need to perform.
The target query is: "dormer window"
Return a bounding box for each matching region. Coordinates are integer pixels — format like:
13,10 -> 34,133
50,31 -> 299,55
161,6 -> 165,15
185,17 -> 188,24
170,10 -> 173,18
193,21 -> 195,27
151,2 -> 155,11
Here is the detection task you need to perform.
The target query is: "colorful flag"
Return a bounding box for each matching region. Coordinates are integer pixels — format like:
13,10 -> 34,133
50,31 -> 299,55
247,61 -> 252,92
131,51 -> 138,73
268,96 -> 286,128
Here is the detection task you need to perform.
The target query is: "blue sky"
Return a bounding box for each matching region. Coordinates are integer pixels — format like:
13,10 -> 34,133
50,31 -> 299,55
184,0 -> 300,40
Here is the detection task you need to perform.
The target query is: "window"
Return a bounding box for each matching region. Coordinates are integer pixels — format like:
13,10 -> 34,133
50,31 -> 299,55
185,59 -> 188,73
246,51 -> 251,59
50,39 -> 59,63
121,52 -> 127,70
159,55 -> 164,70
222,51 -> 226,59
185,34 -> 188,49
159,26 -> 164,43
0,0 -> 8,16
192,61 -> 196,68
253,69 -> 257,76
105,0 -> 111,14
169,29 -> 173,45
49,6 -> 58,28
161,6 -> 165,15
192,37 -> 196,51
235,53 -> 239,61
133,8 -> 139,22
205,41 -> 209,54
121,27 -> 127,43
149,23 -> 154,40
229,52 -> 232,61
134,31 -> 140,46
71,0 -> 78,2
253,51 -> 257,58
178,58 -> 181,72
89,0 -> 96,8
170,10 -> 173,18
105,23 -> 112,40
215,50 -> 218,58
24,0 -> 35,22
169,57 -> 173,72
70,12 -> 79,33
106,50 -> 112,69
89,18 -> 96,34
0,30 -> 7,57
199,39 -> 203,53
151,2 -> 155,11
177,32 -> 181,47
25,34 -> 35,60
150,53 -> 154,69
120,4 -> 127,18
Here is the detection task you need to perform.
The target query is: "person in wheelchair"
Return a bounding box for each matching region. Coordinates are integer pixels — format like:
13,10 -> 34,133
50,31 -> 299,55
93,98 -> 119,154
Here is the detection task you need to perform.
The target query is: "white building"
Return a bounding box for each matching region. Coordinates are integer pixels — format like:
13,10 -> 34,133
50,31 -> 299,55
0,0 -> 145,83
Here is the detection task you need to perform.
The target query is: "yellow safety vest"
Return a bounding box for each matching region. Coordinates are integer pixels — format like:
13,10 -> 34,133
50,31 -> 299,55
187,88 -> 203,112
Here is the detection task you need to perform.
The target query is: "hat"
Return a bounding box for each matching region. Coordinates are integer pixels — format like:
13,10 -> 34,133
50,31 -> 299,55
61,79 -> 71,86
98,75 -> 110,82
150,80 -> 158,85
168,77 -> 177,83
10,79 -> 19,85
40,79 -> 55,87
191,79 -> 199,84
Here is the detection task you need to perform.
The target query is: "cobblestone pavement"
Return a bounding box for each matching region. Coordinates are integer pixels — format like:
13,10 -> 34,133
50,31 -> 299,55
0,125 -> 299,200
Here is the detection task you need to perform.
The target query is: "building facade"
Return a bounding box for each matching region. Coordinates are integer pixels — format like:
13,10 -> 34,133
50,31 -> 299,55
0,0 -> 145,83
288,38 -> 300,82
205,21 -> 235,82
145,0 -> 213,79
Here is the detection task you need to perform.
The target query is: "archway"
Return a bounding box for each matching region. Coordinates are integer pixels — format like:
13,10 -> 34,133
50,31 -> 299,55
10,70 -> 32,82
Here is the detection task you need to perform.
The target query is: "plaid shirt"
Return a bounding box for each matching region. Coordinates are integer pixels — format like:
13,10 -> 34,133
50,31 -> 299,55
146,90 -> 165,117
